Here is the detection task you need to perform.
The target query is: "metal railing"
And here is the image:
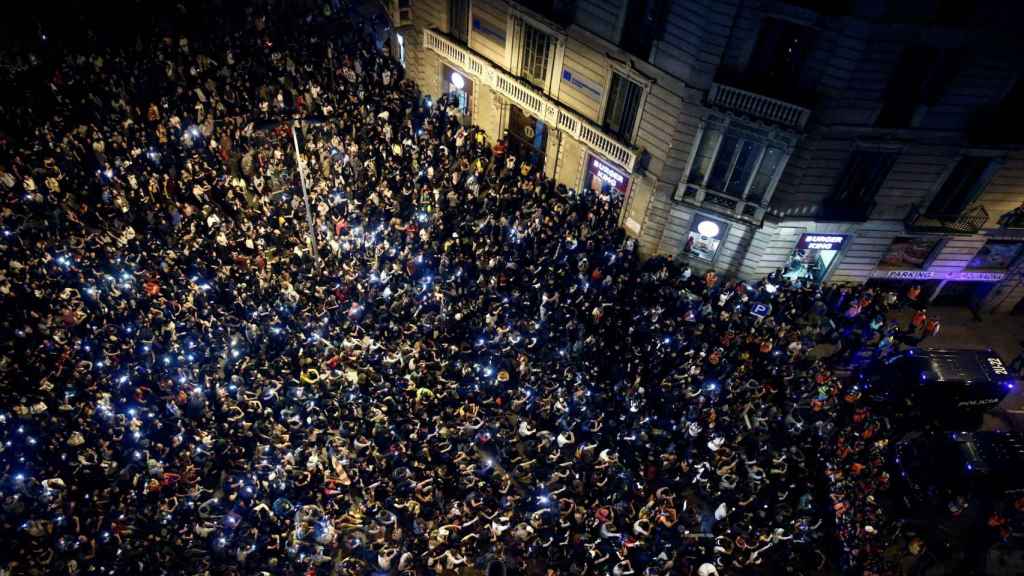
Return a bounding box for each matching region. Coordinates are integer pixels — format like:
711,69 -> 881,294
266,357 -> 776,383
708,82 -> 811,130
998,207 -> 1024,229
423,28 -> 639,171
905,204 -> 990,234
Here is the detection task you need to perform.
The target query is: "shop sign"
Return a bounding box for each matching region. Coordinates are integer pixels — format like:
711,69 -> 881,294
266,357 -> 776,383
868,270 -> 1007,282
590,157 -> 626,189
796,234 -> 847,251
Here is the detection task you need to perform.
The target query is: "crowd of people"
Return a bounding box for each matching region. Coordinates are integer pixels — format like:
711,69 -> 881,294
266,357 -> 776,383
2,2 -> 1013,575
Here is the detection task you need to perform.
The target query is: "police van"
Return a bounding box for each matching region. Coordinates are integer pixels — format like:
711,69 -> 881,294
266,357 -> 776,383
892,432 -> 1024,574
858,348 -> 1015,429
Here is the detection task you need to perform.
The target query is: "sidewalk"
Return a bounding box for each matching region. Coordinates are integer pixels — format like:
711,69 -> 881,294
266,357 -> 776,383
879,306 -> 1024,431
886,305 -> 1024,362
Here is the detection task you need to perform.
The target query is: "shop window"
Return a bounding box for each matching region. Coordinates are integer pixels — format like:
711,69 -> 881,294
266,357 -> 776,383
519,21 -> 554,89
448,69 -> 471,115
683,123 -> 788,203
444,67 -> 472,118
683,214 -> 729,262
783,234 -> 848,283
603,73 -> 642,142
926,156 -> 995,216
967,240 -> 1024,270
877,237 -> 942,269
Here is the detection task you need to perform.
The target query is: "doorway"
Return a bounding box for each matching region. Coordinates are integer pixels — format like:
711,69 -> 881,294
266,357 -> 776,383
782,234 -> 848,284
508,104 -> 548,171
930,281 -> 998,309
442,65 -> 473,123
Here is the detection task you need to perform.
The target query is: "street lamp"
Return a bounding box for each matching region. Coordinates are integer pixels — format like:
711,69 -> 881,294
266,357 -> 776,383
255,116 -> 324,268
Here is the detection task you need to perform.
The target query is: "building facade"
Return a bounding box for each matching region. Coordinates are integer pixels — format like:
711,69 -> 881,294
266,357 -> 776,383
391,0 -> 1024,313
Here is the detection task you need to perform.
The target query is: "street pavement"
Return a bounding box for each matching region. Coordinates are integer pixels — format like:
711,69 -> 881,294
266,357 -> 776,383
885,306 -> 1024,431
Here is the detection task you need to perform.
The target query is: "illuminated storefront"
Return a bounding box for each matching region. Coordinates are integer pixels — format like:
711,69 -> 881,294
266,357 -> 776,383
683,214 -> 729,262
442,65 -> 472,122
866,238 -> 1022,306
783,233 -> 848,283
582,154 -> 630,198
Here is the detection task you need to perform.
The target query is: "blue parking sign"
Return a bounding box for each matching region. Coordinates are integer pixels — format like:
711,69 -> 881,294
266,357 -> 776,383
750,303 -> 772,319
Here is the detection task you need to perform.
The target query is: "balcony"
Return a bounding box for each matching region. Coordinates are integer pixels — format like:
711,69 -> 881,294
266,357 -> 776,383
997,206 -> 1024,229
708,82 -> 811,130
422,29 -> 640,172
676,184 -> 768,224
905,204 -> 989,234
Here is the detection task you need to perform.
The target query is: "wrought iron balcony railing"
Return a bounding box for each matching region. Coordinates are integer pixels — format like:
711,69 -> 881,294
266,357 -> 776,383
998,206 -> 1024,229
905,204 -> 989,234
